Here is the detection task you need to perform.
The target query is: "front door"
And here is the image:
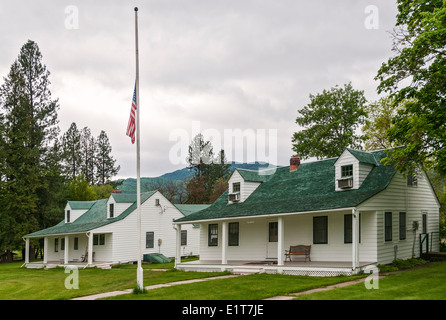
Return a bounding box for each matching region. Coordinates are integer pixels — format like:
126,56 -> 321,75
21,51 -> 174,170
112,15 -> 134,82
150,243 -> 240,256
266,221 -> 278,259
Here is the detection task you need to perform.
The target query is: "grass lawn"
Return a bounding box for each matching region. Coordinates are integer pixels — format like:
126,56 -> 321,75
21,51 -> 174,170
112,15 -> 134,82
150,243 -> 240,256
0,260 -> 226,300
105,273 -> 366,300
2,259 -> 445,300
294,262 -> 446,300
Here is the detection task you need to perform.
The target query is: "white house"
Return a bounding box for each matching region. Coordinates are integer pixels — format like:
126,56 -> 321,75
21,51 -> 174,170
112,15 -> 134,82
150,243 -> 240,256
23,191 -> 208,268
173,148 -> 441,276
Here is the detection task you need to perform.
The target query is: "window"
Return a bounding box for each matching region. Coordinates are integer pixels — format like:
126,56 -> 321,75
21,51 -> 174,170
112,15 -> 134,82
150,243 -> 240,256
93,234 -> 106,246
208,224 -> 218,246
109,203 -> 114,218
313,216 -> 328,244
399,212 -> 406,240
232,182 -> 240,193
155,199 -> 160,206
385,212 -> 392,242
74,237 -> 79,250
341,165 -> 353,177
344,214 -> 352,244
61,238 -> 65,251
66,210 -> 70,223
269,222 -> 278,242
228,222 -> 239,246
344,214 -> 361,244
181,230 -> 187,246
54,238 -> 59,252
407,174 -> 418,187
422,213 -> 427,234
146,232 -> 154,248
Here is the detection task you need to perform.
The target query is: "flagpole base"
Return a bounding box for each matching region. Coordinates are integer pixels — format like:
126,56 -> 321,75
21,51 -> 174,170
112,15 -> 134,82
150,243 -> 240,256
136,266 -> 144,290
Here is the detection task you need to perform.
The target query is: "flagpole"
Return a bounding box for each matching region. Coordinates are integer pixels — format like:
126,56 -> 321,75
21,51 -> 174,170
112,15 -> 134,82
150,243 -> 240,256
134,6 -> 143,291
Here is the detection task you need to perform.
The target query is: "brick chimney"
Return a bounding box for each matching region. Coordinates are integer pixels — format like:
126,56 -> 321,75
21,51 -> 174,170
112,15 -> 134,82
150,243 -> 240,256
112,189 -> 122,194
290,155 -> 300,172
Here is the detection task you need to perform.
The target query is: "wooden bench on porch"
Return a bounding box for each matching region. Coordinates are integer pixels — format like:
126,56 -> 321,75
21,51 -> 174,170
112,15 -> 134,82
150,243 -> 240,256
285,245 -> 311,262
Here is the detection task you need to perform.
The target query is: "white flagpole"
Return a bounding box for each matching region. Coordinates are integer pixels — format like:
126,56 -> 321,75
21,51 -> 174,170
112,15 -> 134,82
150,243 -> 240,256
134,6 -> 143,291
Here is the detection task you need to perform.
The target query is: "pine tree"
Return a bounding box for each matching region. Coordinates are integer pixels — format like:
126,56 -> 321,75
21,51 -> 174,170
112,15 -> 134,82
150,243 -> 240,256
61,122 -> 82,180
95,130 -> 120,185
0,40 -> 60,250
80,127 -> 96,184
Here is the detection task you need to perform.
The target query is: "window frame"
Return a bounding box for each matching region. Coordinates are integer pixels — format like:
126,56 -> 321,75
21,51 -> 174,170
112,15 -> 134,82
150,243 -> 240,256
341,164 -> 353,177
313,216 -> 328,244
385,212 -> 392,242
232,182 -> 241,193
269,222 -> 278,243
146,232 -> 154,248
208,224 -> 218,247
399,212 -> 406,240
181,230 -> 187,246
228,222 -> 239,246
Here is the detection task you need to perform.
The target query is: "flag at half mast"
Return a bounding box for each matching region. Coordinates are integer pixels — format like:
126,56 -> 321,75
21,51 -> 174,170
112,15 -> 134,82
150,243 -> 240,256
126,85 -> 137,144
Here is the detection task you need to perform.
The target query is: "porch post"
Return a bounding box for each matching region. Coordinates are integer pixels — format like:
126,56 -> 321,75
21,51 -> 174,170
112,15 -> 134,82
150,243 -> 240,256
88,232 -> 93,265
278,217 -> 284,266
221,222 -> 227,264
64,235 -> 69,264
352,208 -> 359,271
175,224 -> 182,268
25,238 -> 30,264
43,237 -> 48,264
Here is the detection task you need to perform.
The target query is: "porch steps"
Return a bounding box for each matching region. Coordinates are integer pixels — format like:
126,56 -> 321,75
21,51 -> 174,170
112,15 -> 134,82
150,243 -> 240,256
231,266 -> 265,275
428,252 -> 446,262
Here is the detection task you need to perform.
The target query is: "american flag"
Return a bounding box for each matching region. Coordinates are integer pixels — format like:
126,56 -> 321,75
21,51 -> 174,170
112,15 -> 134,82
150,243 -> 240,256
126,85 -> 137,144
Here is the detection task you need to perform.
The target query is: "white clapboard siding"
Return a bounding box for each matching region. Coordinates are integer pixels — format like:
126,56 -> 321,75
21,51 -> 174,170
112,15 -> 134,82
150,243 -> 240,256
94,191 -> 200,263
198,211 -> 378,263
358,170 -> 440,264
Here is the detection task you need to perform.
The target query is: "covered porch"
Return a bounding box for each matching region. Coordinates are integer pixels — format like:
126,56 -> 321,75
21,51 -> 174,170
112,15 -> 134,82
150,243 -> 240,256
174,208 -> 377,276
23,231 -> 113,269
176,259 -> 376,276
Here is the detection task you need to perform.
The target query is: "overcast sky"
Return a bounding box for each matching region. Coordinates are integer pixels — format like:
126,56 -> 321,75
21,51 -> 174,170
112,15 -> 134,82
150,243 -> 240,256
0,1 -> 398,180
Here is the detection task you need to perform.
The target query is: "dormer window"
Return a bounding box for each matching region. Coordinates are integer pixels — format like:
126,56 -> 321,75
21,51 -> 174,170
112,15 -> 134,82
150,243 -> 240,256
338,164 -> 353,189
229,182 -> 241,202
341,165 -> 353,178
66,210 -> 70,223
109,203 -> 114,218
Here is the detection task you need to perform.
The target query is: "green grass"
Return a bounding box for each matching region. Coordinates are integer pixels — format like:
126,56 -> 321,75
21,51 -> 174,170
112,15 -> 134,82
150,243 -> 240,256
0,260 -> 226,300
105,273 -> 365,300
294,262 -> 446,300
2,259 -> 445,300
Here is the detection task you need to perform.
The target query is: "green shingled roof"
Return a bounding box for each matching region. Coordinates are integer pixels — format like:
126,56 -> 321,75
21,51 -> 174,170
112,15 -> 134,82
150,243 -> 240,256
345,148 -> 380,165
174,204 -> 211,216
25,191 -> 156,237
175,149 -> 396,223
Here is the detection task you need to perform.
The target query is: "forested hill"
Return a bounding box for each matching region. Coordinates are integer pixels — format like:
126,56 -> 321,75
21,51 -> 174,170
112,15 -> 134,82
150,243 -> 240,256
117,162 -> 277,193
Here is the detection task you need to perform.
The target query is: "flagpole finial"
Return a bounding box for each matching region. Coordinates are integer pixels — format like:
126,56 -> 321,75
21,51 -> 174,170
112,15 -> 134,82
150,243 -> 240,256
134,7 -> 138,11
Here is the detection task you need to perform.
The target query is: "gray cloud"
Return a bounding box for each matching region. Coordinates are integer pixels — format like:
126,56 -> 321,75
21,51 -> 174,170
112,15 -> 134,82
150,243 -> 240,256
0,0 -> 398,179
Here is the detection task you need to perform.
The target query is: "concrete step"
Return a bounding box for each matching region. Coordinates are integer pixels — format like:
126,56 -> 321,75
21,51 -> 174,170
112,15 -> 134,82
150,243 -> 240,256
231,267 -> 265,275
